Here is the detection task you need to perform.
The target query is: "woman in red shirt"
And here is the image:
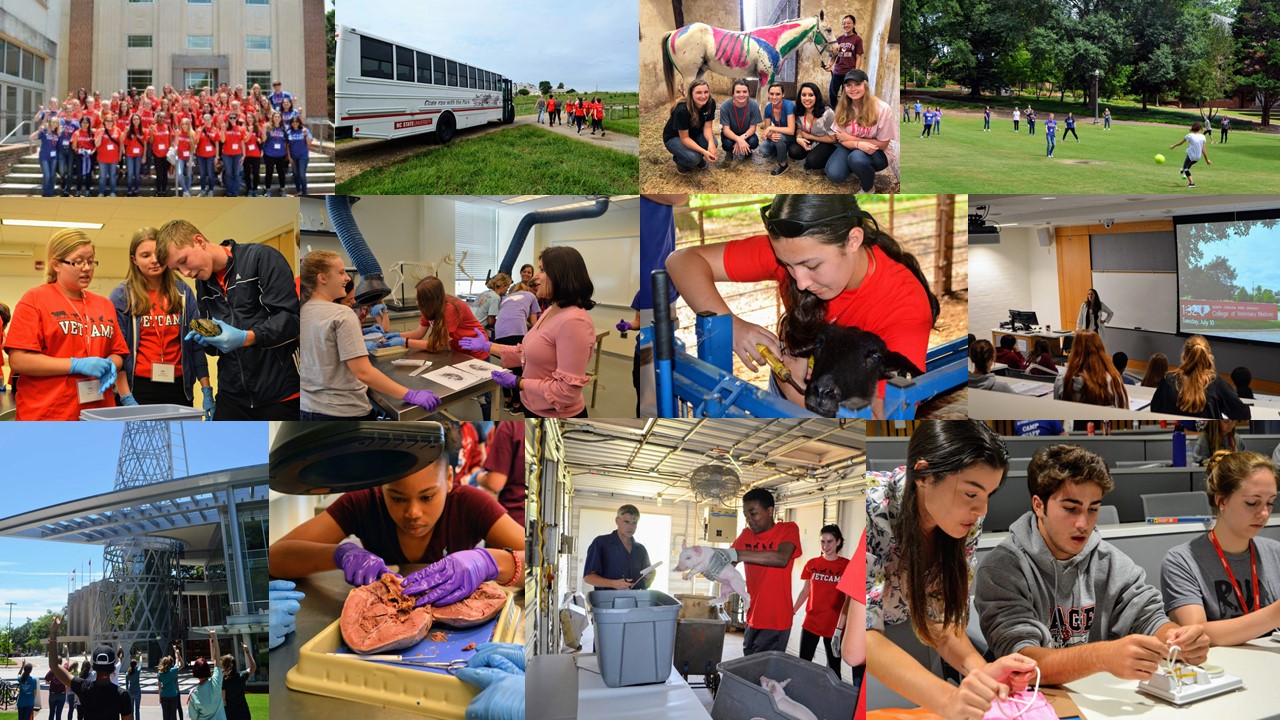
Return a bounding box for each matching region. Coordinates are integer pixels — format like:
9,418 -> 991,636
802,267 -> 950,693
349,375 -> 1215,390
194,114 -> 219,196
791,525 -> 851,679
397,276 -> 493,418
242,111 -> 264,197
220,115 -> 245,197
838,531 -> 867,720
121,113 -> 147,197
591,97 -> 605,136
148,111 -> 173,197
665,194 -> 939,419
71,122 -> 95,196
94,112 -> 123,196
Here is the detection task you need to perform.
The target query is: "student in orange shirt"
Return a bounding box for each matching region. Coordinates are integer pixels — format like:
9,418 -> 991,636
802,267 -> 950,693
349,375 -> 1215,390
195,115 -> 220,196
71,121 -> 95,196
591,97 -> 605,136
94,112 -> 123,196
3,229 -> 128,420
546,95 -> 557,126
725,488 -> 802,655
221,114 -> 245,197
574,97 -> 587,134
148,111 -> 173,197
792,524 -> 851,679
242,111 -> 264,197
121,114 -> 147,197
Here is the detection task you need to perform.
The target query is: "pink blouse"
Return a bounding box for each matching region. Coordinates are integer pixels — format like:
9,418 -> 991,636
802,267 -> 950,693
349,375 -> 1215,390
500,305 -> 595,417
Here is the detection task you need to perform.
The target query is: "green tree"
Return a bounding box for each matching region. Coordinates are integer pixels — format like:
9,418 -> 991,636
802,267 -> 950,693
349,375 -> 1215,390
517,88 -> 530,95
538,80 -> 552,95
1233,0 -> 1280,126
556,82 -> 564,89
1183,8 -> 1238,120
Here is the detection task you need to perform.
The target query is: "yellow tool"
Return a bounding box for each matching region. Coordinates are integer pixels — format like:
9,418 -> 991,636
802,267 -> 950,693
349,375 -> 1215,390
756,344 -> 807,394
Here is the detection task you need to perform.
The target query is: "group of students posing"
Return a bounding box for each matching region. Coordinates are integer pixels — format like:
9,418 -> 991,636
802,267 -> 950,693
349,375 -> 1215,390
867,420 -> 1280,720
29,80 -> 313,198
0,222 -> 300,421
662,69 -> 896,191
539,95 -> 607,135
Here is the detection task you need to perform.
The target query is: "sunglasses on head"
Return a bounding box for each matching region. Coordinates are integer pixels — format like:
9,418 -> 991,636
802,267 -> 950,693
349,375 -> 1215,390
760,202 -> 877,238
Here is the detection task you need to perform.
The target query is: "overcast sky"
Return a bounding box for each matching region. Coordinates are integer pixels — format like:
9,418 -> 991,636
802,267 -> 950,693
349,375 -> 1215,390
336,0 -> 638,91
0,423 -> 266,627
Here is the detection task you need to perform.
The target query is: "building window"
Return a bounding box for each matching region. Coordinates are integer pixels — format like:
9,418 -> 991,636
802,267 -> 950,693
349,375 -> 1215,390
3,42 -> 18,79
188,0 -> 212,4
127,35 -> 153,49
245,35 -> 271,50
127,0 -> 153,3
126,70 -> 153,91
185,70 -> 215,90
187,35 -> 214,50
245,0 -> 269,4
246,70 -> 272,89
359,35 -> 392,80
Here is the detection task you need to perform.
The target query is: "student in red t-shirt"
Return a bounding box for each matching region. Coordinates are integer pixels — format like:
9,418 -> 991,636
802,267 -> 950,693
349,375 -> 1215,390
94,112 -> 123,196
591,96 -> 605,136
242,111 -> 264,197
267,422 -> 525,607
194,114 -> 220,196
838,531 -> 867,720
3,229 -> 127,420
220,115 -> 245,197
148,111 -> 173,197
717,488 -> 802,655
665,194 -> 939,418
792,524 -> 851,679
121,113 -> 147,197
397,276 -> 495,418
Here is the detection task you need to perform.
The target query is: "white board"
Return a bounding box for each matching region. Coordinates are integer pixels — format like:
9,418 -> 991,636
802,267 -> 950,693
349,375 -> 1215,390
1090,271 -> 1177,334
548,236 -> 638,308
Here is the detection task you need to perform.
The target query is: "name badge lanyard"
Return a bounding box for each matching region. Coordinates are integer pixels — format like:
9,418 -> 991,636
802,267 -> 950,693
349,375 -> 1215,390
1209,529 -> 1260,613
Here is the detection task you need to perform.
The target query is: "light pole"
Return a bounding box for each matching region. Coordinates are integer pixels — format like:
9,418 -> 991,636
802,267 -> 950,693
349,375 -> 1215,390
5,602 -> 14,632
1093,70 -> 1103,125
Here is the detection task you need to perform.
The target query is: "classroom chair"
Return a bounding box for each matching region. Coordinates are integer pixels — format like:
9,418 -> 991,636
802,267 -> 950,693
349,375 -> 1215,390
1141,491 -> 1211,520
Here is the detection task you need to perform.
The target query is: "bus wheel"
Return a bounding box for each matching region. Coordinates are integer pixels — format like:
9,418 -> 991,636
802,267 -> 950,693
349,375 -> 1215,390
435,112 -> 456,144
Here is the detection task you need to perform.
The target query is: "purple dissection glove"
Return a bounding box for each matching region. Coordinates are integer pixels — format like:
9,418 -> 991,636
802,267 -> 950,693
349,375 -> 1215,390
401,548 -> 499,607
333,543 -> 393,587
403,388 -> 440,412
615,319 -> 634,333
491,370 -> 519,390
458,328 -> 491,354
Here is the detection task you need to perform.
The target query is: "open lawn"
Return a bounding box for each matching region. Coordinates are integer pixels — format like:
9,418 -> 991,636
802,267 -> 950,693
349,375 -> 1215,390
904,88 -> 1259,129
336,124 -> 638,194
901,116 -> 1280,193
515,92 -> 638,117
246,692 -> 268,719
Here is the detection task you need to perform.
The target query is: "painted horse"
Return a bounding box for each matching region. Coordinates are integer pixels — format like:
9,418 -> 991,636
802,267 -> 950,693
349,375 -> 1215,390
662,11 -> 834,101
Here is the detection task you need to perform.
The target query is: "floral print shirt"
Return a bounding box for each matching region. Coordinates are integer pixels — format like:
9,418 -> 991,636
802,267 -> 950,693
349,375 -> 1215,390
865,467 -> 982,632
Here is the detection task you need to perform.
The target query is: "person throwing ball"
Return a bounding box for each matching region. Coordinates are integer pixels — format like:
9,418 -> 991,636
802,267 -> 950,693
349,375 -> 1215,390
1170,122 -> 1210,189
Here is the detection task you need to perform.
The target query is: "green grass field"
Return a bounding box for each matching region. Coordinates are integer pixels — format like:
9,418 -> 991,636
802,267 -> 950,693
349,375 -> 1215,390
246,692 -> 268,719
901,117 -> 1280,193
515,92 -> 638,116
336,124 -> 638,194
905,88 -> 1258,129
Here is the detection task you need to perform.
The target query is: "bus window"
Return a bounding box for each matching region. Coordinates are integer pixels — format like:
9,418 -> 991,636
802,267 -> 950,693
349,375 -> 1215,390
447,60 -> 458,87
472,67 -> 479,89
483,71 -> 491,91
417,52 -> 433,84
434,56 -> 445,85
463,65 -> 473,88
395,45 -> 414,83
360,35 -> 393,80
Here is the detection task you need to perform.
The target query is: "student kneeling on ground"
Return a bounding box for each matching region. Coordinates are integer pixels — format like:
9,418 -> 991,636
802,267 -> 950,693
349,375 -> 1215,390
975,444 -> 1210,684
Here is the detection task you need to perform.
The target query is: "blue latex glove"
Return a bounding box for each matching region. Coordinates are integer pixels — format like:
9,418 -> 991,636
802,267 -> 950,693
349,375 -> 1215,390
401,548 -> 498,607
491,370 -> 519,390
268,579 -> 305,650
403,389 -> 441,412
383,336 -> 407,348
384,331 -> 402,340
458,328 -> 491,354
456,643 -> 525,720
69,356 -> 117,395
119,393 -> 139,406
201,386 -> 216,421
369,303 -> 388,317
333,543 -> 394,587
185,318 -> 248,353
362,325 -> 384,336
365,339 -> 381,353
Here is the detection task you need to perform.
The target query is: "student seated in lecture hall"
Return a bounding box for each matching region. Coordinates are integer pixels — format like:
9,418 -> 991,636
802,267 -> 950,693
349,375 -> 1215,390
1052,330 -> 1127,409
969,340 -> 1014,394
1150,335 -> 1250,421
995,334 -> 1028,371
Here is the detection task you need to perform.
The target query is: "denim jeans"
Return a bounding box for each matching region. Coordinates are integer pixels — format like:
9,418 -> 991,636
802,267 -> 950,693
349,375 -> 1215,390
720,132 -> 758,156
98,160 -> 118,195
58,146 -> 75,193
198,156 -> 216,193
48,689 -> 65,720
126,155 -> 143,194
760,133 -> 793,164
224,154 -> 243,196
291,153 -> 309,194
176,158 -> 192,195
665,133 -> 707,169
824,145 -> 889,191
1046,133 -> 1056,156
537,108 -> 544,123
40,154 -> 57,196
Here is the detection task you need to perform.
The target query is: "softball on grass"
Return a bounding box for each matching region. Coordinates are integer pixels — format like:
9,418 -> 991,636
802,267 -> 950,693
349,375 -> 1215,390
1155,154 -> 1166,164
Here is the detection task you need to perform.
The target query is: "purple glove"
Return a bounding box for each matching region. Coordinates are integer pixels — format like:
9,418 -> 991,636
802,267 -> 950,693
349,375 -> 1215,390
403,389 -> 440,412
401,548 -> 499,607
616,319 -> 634,333
333,543 -> 393,587
458,328 -> 491,354
491,370 -> 519,390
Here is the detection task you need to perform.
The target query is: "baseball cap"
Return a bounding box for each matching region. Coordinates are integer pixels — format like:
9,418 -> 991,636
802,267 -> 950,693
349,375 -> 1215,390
91,645 -> 116,670
843,69 -> 869,85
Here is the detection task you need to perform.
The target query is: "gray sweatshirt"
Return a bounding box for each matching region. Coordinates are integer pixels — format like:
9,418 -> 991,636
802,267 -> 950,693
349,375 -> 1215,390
974,511 -> 1170,659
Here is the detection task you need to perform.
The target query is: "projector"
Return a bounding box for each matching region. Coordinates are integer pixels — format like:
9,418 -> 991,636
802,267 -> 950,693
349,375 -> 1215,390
969,205 -> 1000,240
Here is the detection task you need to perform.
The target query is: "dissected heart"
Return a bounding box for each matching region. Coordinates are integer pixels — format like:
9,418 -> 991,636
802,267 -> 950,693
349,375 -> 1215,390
340,573 -> 433,654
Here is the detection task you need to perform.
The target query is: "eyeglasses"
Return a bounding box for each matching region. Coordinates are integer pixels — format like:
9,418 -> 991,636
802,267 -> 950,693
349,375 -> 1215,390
59,258 -> 99,269
760,203 -> 876,238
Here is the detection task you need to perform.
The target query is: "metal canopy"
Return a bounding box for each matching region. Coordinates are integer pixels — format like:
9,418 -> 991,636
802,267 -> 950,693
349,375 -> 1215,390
0,465 -> 268,544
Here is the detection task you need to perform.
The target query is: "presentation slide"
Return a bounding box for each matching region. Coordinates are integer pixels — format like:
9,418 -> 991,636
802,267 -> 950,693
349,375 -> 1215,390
1176,215 -> 1280,345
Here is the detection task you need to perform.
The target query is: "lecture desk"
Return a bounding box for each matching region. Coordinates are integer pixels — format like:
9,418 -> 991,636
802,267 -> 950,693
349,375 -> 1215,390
368,347 -> 501,421
991,328 -> 1072,355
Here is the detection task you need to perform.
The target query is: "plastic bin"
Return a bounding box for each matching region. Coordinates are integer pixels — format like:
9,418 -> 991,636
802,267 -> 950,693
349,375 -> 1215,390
80,404 -> 207,421
673,617 -> 726,679
712,651 -> 858,720
587,589 -> 681,688
675,593 -> 718,620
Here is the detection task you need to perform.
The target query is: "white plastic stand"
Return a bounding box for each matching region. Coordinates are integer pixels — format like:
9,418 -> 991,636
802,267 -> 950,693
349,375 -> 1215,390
1137,665 -> 1244,705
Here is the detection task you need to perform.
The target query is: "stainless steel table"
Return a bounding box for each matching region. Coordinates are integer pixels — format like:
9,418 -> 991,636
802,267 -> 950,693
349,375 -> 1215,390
368,349 -> 501,421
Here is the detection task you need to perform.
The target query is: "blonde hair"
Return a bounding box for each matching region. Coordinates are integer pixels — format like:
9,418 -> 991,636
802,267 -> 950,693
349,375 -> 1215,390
509,282 -> 529,293
486,272 -> 512,290
46,228 -> 93,283
835,78 -> 881,130
299,250 -> 341,303
1175,335 -> 1215,414
123,227 -> 185,317
1204,450 -> 1278,515
155,220 -> 204,266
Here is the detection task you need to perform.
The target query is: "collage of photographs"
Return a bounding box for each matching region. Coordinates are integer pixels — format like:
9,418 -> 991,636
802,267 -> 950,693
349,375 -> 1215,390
0,1 -> 1276,720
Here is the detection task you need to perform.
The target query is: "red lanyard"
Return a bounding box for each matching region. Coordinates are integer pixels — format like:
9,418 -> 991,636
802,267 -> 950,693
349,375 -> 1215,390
731,102 -> 749,133
1209,530 -> 1260,613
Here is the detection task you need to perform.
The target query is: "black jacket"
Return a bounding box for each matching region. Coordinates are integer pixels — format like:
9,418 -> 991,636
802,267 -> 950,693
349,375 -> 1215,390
1150,374 -> 1250,421
196,239 -> 299,408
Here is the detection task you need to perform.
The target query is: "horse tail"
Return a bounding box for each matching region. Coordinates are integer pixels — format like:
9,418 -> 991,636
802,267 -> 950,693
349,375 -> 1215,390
662,31 -> 676,100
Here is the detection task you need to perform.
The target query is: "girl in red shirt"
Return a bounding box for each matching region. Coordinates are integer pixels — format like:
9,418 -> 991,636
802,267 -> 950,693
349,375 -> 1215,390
148,111 -> 173,197
399,276 -> 492,419
71,122 -> 94,196
194,114 -> 219,196
94,112 -> 123,196
591,97 -> 605,136
221,115 -> 245,197
664,195 -> 939,419
121,113 -> 147,196
792,525 -> 851,678
242,111 -> 264,197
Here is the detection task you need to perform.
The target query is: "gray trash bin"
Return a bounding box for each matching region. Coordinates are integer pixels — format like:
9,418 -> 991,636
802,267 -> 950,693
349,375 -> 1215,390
587,590 -> 681,688
712,650 -> 858,720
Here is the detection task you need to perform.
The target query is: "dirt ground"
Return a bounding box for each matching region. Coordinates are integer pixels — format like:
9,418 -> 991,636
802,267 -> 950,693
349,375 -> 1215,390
639,113 -> 901,193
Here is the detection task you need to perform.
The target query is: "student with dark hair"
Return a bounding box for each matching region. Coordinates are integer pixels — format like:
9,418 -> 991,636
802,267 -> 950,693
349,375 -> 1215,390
1111,351 -> 1136,385
995,334 -> 1028,371
1027,338 -> 1057,376
822,14 -> 863,107
792,524 -> 850,678
789,82 -> 837,171
1140,352 -> 1169,388
666,194 -> 938,419
718,79 -> 761,160
663,80 -> 717,174
1170,122 -> 1210,189
975,444 -> 1210,684
1230,366 -> 1254,399
760,82 -> 796,175
460,246 -> 597,418
969,339 -> 1014,393
1150,335 -> 1250,420
16,661 -> 37,720
47,618 -> 133,720
1075,288 -> 1113,345
867,421 -> 1035,720
1161,451 -> 1280,645
220,641 -> 256,720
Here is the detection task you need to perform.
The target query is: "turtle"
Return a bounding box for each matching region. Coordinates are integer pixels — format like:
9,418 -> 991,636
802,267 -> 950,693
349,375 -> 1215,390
189,318 -> 221,337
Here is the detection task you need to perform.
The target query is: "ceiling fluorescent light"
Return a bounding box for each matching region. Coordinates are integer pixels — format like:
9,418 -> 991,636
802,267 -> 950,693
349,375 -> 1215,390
0,247 -> 33,257
2,219 -> 104,229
